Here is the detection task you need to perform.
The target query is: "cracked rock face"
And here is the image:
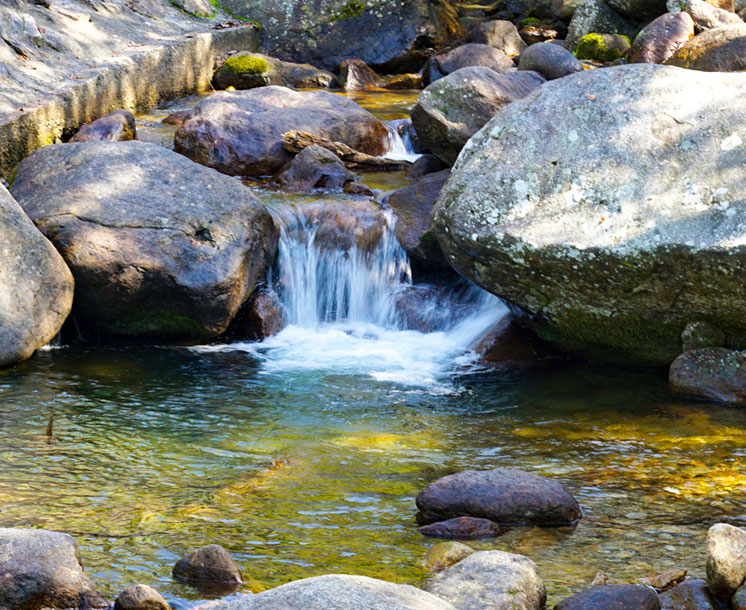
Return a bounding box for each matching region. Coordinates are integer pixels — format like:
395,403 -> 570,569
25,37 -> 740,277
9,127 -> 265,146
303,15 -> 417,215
11,141 -> 276,340
433,64 -> 746,366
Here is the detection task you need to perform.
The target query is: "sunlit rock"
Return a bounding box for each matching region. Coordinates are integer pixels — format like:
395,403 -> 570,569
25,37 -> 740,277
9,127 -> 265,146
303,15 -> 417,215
424,542 -> 475,573
114,585 -> 170,610
69,110 -> 137,143
173,544 -> 243,594
706,523 -> 746,600
555,584 -> 661,609
659,579 -> 719,610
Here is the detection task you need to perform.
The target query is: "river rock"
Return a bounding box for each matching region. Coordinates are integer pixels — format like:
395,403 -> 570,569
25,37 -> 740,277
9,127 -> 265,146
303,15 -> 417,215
424,43 -> 514,84
433,64 -> 746,365
680,0 -> 743,31
734,584 -> 746,610
69,109 -> 137,142
608,0 -> 667,20
339,58 -> 380,91
174,87 -> 389,177
555,585 -> 662,609
382,169 -> 450,270
659,579 -> 719,610
669,348 -> 746,405
424,542 -> 476,572
470,20 -> 527,57
642,569 -> 688,592
240,290 -> 288,341
378,73 -> 424,89
216,574 -> 457,610
114,585 -> 170,610
666,24 -> 746,70
575,32 -> 631,60
275,145 -> 353,192
706,523 -> 746,600
407,154 -> 447,179
517,42 -> 583,80
418,516 -> 502,539
424,550 -> 546,610
11,141 -> 276,341
412,67 -> 545,165
394,285 -> 467,331
566,0 -> 636,46
213,53 -> 337,90
416,468 -> 581,525
0,185 -> 73,368
681,321 -> 726,351
294,199 -> 385,253
0,528 -> 107,610
471,315 -> 555,371
173,544 -> 242,591
629,12 -> 695,63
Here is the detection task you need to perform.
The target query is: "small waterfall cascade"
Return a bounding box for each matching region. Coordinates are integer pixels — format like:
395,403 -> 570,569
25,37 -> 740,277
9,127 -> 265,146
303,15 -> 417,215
383,119 -> 421,163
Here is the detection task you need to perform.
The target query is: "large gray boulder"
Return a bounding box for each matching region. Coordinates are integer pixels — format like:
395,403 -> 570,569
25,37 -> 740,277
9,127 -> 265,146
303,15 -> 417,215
216,574 -> 457,609
433,64 -> 746,366
669,348 -> 746,405
11,141 -> 276,341
566,0 -> 636,46
0,185 -> 73,368
423,550 -> 546,610
706,523 -> 746,600
470,20 -> 527,57
0,528 -> 107,610
424,43 -> 514,84
174,87 -> 390,177
411,67 -> 545,166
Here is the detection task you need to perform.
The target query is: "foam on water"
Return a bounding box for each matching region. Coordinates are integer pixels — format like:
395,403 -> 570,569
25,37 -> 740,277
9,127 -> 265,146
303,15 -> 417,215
382,119 -> 422,163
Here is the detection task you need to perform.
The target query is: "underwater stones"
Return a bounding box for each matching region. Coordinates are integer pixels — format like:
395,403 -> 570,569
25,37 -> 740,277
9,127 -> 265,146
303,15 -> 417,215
11,141 -> 276,341
416,468 -> 581,526
412,67 -> 545,165
424,43 -> 514,84
424,550 -> 546,610
69,110 -> 137,142
424,542 -> 476,572
628,12 -> 695,63
174,87 -> 389,177
0,185 -> 73,368
213,53 -> 338,90
666,24 -> 746,70
470,20 -> 527,57
114,585 -> 170,610
659,579 -> 719,610
555,585 -> 662,609
339,59 -> 380,91
275,145 -> 353,192
216,574 -> 457,610
566,0 -> 636,47
669,348 -> 746,405
706,523 -> 746,599
418,516 -> 502,539
517,42 -> 583,80
173,544 -> 243,592
0,528 -> 107,610
433,64 -> 746,366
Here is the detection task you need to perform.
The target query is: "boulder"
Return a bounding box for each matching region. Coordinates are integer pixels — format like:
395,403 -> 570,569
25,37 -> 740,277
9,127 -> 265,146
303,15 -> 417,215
416,468 -> 581,525
471,315 -> 555,371
555,585 -> 662,609
681,0 -> 743,31
0,528 -> 107,610
629,12 -> 695,63
734,584 -> 746,610
433,64 -> 746,365
171,0 -> 214,16
706,523 -> 746,600
641,568 -> 688,592
407,154 -> 447,179
424,43 -> 514,84
517,42 -> 583,80
470,20 -> 527,57
0,185 -> 73,368
659,579 -> 719,610
213,53 -> 337,90
574,32 -> 631,60
566,0 -> 636,47
162,109 -> 193,127
681,321 -> 726,351
114,585 -> 170,610
608,0 -> 667,20
666,24 -> 746,70
339,58 -> 380,91
412,67 -> 545,165
418,516 -> 502,539
69,110 -> 137,143
424,542 -> 475,573
275,145 -> 353,191
173,544 -> 242,591
11,141 -> 276,341
215,574 -> 457,610
231,290 -> 288,341
382,169 -> 451,270
423,550 -> 546,610
669,348 -> 746,405
174,87 -> 389,177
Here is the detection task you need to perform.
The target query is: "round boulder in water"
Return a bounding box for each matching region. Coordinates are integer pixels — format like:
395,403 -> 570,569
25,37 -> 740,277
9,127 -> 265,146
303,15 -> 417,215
433,64 -> 746,366
555,585 -> 662,609
275,145 -> 353,192
114,585 -> 170,610
418,516 -> 502,539
416,468 -> 581,526
173,544 -> 242,593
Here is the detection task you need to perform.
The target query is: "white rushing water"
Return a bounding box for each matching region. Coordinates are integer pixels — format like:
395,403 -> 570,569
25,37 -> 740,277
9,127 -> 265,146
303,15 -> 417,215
382,120 -> 422,163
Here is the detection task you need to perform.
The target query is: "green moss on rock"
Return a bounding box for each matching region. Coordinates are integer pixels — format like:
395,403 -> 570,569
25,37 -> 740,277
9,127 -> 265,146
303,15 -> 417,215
329,0 -> 366,23
575,32 -> 628,61
221,54 -> 270,75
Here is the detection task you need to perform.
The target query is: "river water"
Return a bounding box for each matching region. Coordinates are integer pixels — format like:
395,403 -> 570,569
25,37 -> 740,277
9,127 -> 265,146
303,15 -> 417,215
0,90 -> 744,607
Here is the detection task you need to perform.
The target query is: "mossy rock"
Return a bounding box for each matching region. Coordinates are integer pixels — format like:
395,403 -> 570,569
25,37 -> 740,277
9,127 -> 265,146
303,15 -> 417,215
214,54 -> 273,90
329,0 -> 366,23
575,32 -> 630,61
221,54 -> 270,75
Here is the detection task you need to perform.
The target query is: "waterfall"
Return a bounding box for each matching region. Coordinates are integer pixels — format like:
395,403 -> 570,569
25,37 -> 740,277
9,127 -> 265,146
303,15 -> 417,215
383,119 -> 421,163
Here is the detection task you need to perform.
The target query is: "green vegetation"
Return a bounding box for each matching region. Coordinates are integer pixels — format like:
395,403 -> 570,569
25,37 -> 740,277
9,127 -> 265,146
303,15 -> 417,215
221,54 -> 270,75
520,17 -> 541,27
329,0 -> 366,23
575,32 -> 628,62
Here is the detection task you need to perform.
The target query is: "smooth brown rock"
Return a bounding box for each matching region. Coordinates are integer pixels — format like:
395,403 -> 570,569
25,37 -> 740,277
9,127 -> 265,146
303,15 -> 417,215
519,25 -> 559,44
162,109 -> 193,127
470,20 -> 527,57
556,585 -> 662,609
629,12 -> 695,63
339,59 -> 380,91
69,110 -> 136,143
416,468 -> 581,526
275,145 -> 353,192
424,542 -> 475,573
418,516 -> 501,539
406,154 -> 446,179
669,348 -> 746,405
471,315 -> 555,371
173,544 -> 242,591
666,24 -> 746,70
642,568 -> 688,592
706,523 -> 746,600
244,291 -> 287,341
424,43 -> 514,84
659,579 -> 719,610
114,585 -> 170,610
517,41 -> 583,80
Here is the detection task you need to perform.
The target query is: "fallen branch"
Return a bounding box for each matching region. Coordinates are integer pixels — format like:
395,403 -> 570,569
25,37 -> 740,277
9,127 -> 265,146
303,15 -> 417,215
283,130 -> 411,171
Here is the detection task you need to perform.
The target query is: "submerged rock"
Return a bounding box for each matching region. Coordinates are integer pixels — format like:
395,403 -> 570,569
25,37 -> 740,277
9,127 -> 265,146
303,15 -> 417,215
275,145 -> 353,192
0,185 -> 73,368
470,20 -> 527,57
628,12 -> 695,63
174,87 -> 389,177
555,584 -> 662,609
424,542 -> 475,573
173,544 -> 242,593
433,64 -> 746,366
424,550 -> 546,610
216,574 -> 456,609
69,109 -> 137,142
11,141 -> 276,341
706,523 -> 746,600
659,579 -> 719,610
412,67 -> 545,165
418,516 -> 502,539
213,53 -> 338,90
669,348 -> 746,405
517,42 -> 583,80
424,43 -> 514,84
666,24 -> 746,70
114,585 -> 170,610
416,468 -> 581,525
0,528 -> 107,610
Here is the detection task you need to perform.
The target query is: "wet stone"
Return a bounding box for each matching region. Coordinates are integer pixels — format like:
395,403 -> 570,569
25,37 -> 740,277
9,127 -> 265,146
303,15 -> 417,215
424,542 -> 475,573
173,544 -> 243,593
659,579 -> 719,610
114,585 -> 170,610
555,584 -> 662,610
418,516 -> 502,539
